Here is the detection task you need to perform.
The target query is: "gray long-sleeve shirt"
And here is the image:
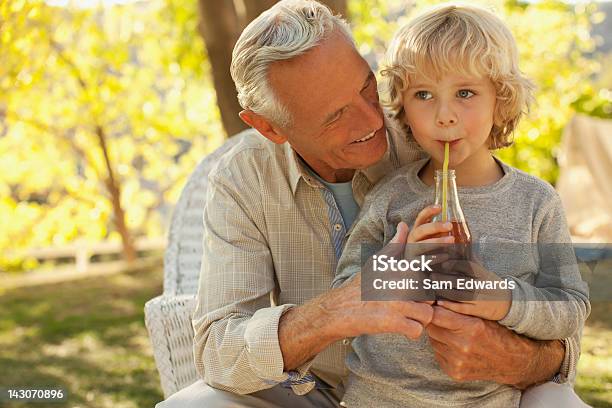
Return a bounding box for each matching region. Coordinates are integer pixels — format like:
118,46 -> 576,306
333,158 -> 590,408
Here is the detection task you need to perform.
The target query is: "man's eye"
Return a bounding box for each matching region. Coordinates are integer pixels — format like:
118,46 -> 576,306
362,78 -> 371,91
457,89 -> 475,98
328,110 -> 343,125
415,91 -> 432,100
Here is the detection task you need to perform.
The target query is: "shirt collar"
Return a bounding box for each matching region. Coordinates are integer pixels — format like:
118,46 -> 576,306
285,142 -> 321,195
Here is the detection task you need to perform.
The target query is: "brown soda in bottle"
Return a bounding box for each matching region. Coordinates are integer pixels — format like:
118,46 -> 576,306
432,169 -> 472,259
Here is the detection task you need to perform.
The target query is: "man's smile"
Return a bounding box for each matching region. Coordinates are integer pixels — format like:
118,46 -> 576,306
352,130 -> 376,144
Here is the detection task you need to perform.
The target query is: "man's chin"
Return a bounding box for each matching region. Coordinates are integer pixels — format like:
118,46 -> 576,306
355,136 -> 388,169
368,130 -> 388,161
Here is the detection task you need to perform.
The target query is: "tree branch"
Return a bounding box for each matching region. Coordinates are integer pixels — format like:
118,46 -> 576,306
4,111 -> 102,179
49,38 -> 89,90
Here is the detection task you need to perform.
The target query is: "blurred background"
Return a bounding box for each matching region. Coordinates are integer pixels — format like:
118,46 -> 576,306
0,0 -> 610,407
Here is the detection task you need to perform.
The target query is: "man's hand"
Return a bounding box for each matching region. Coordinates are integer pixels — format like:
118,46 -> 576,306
425,306 -> 564,389
279,271 -> 435,372
321,212 -> 454,341
320,273 -> 434,340
319,221 -> 435,340
279,221 -> 438,371
432,259 -> 512,321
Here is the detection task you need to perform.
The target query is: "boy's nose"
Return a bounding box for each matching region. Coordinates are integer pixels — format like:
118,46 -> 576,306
436,106 -> 458,127
437,117 -> 457,127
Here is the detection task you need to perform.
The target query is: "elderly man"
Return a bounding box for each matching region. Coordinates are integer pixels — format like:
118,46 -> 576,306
157,1 -> 586,407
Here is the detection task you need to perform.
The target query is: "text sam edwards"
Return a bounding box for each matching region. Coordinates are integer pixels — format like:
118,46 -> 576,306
372,278 -> 516,290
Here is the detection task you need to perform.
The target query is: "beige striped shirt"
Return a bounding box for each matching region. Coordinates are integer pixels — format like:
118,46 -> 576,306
192,118 -> 424,395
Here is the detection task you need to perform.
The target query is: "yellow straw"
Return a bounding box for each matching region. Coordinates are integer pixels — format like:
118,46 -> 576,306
442,142 -> 449,223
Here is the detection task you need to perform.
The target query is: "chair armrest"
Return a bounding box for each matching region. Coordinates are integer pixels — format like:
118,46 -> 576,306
144,294 -> 199,398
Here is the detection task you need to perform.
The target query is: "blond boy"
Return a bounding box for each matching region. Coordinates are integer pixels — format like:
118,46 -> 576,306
333,4 -> 590,407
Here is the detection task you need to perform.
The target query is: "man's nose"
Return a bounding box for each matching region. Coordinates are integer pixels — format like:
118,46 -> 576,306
357,94 -> 383,132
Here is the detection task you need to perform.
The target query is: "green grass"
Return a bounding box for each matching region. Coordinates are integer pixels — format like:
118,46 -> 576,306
575,302 -> 612,408
0,267 -> 610,407
0,267 -> 164,408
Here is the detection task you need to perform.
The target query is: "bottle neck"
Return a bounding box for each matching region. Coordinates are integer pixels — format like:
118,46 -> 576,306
434,171 -> 464,222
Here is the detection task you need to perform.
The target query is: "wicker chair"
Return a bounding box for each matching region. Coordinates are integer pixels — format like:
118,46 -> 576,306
144,131 -> 250,398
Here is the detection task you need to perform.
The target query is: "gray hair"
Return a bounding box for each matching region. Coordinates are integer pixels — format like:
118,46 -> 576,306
230,0 -> 354,128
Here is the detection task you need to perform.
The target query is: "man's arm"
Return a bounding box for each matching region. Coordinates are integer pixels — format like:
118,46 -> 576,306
426,306 -> 565,390
193,172 -> 291,394
278,271 -> 434,371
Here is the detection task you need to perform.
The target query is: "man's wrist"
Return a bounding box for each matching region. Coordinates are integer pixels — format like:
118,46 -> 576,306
311,289 -> 352,343
511,338 -> 564,390
315,273 -> 364,341
278,297 -> 343,371
551,339 -> 571,384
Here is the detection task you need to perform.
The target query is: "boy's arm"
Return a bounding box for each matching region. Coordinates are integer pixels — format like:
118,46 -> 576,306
498,194 -> 590,341
497,293 -> 583,386
498,281 -> 588,340
433,192 -> 587,385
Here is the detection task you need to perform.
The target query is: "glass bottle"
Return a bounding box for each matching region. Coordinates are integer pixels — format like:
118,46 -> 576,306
432,170 -> 472,259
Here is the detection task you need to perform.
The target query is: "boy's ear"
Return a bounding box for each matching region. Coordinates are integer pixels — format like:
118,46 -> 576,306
239,110 -> 288,144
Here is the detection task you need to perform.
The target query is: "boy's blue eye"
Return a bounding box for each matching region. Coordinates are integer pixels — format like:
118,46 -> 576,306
457,89 -> 475,98
415,91 -> 432,100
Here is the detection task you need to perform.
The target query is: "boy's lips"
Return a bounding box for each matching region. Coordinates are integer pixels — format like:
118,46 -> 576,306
437,139 -> 461,148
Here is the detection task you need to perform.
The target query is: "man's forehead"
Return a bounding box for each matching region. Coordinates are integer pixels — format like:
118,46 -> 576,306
268,32 -> 368,119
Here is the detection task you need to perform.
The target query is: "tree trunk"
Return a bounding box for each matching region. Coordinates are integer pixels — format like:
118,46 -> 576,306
50,39 -> 137,264
243,0 -> 348,23
95,124 -> 138,263
197,0 -> 249,138
243,0 -> 278,24
319,0 -> 348,18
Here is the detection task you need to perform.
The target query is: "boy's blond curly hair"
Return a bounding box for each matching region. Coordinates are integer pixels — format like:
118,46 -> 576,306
380,3 -> 535,149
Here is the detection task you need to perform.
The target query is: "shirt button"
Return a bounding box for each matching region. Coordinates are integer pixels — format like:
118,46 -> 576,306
334,223 -> 342,231
342,338 -> 350,346
340,401 -> 348,407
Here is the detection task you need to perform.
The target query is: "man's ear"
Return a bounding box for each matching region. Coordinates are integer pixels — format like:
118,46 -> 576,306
239,110 -> 288,144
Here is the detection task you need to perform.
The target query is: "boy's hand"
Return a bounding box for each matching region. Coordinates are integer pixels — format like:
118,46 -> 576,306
407,205 -> 454,244
404,205 -> 454,260
362,221 -> 437,303
432,259 -> 512,321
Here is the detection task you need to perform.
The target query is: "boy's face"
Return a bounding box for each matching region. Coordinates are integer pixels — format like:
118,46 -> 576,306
402,72 -> 496,169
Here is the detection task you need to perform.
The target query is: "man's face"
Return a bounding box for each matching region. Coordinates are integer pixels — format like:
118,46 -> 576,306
268,30 -> 387,182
